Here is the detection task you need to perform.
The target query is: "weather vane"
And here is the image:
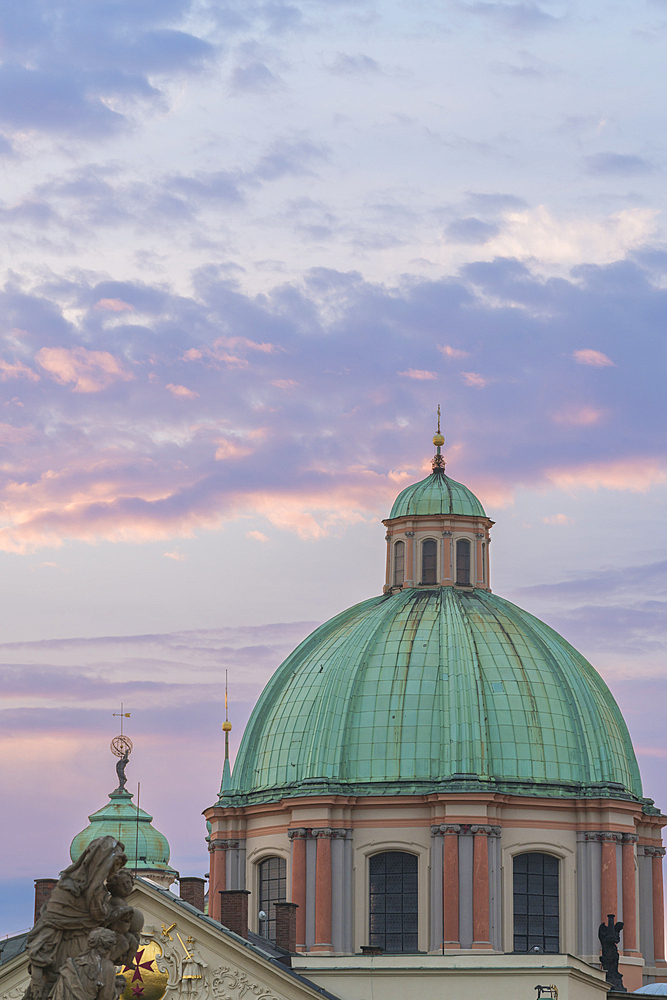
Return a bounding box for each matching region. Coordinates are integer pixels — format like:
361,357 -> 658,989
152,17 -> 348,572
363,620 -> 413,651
111,702 -> 133,792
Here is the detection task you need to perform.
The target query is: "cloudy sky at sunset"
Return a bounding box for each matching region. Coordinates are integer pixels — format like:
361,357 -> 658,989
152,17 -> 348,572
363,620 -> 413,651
1,0 -> 666,934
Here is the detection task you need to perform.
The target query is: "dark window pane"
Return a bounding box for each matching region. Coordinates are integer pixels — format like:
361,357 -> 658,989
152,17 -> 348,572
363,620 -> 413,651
394,541 -> 405,586
513,853 -> 559,954
368,851 -> 419,952
456,539 -> 470,586
422,540 -> 437,584
258,856 -> 286,943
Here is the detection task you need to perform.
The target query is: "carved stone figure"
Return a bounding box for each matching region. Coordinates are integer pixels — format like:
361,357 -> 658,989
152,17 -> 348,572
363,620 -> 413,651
598,913 -> 626,992
106,871 -> 143,967
51,929 -> 125,1000
24,837 -> 142,1000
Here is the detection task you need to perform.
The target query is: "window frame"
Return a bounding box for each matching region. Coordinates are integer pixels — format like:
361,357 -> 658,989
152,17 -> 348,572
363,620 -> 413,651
393,539 -> 405,586
368,850 -> 419,954
455,537 -> 471,586
421,537 -> 438,586
257,855 -> 287,942
512,851 -> 560,955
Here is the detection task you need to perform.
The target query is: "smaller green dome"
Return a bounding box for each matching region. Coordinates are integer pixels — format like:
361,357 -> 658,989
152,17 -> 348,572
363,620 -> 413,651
390,470 -> 486,518
70,789 -> 177,879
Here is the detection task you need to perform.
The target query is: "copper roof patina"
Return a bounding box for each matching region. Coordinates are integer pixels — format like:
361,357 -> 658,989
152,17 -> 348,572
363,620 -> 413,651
70,788 -> 177,877
389,470 -> 486,518
222,588 -> 643,807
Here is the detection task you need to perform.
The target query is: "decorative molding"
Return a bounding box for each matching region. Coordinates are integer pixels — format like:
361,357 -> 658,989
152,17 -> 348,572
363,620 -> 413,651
622,834 -> 639,844
0,985 -> 29,1000
442,531 -> 452,537
310,827 -> 333,838
211,965 -> 280,1000
405,531 -> 415,538
644,846 -> 666,857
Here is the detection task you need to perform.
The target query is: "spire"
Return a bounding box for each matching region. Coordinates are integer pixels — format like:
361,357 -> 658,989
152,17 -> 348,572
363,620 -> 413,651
220,670 -> 232,795
432,403 -> 446,473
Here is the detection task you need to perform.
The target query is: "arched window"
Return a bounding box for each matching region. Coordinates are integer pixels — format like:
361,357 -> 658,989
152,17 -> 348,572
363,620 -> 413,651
513,853 -> 559,954
393,540 -> 405,586
258,856 -> 286,941
369,851 -> 418,953
456,538 -> 470,586
421,539 -> 437,585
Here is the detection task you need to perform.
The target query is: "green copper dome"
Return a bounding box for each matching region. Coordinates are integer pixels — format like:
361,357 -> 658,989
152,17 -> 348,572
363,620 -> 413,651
390,470 -> 486,518
70,788 -> 177,879
223,588 -> 642,806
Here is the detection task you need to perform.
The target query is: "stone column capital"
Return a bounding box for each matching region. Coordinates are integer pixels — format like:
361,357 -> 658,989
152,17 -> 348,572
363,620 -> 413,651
470,824 -> 493,836
288,828 -> 309,840
208,838 -> 238,852
645,845 -> 666,857
622,834 -> 639,844
311,827 -> 333,838
432,823 -> 461,836
583,830 -> 624,843
329,828 -> 349,839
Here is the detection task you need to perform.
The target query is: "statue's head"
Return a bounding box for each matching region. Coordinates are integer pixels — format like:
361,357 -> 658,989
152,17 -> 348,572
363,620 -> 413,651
107,870 -> 133,898
88,928 -> 117,958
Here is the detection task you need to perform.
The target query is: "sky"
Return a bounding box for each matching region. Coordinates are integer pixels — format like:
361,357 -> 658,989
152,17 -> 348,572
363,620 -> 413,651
1,0 -> 666,936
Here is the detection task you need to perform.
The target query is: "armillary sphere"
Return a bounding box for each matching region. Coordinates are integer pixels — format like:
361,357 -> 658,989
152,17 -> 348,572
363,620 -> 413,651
110,734 -> 133,757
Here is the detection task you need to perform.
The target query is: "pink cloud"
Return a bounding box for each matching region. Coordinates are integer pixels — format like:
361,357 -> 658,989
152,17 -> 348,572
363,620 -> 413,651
545,458 -> 667,493
439,345 -> 469,359
0,423 -> 34,444
36,346 -> 133,393
246,530 -> 269,542
166,383 -> 199,399
461,371 -> 492,388
94,298 -> 135,312
572,348 -> 615,367
270,379 -> 298,389
0,358 -> 39,382
164,550 -> 186,560
552,406 -> 605,426
542,513 -> 572,526
398,368 -> 437,380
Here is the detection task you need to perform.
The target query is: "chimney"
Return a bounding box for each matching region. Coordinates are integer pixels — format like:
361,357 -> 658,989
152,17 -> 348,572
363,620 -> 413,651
274,902 -> 298,953
219,890 -> 250,938
179,877 -> 205,912
34,879 -> 58,924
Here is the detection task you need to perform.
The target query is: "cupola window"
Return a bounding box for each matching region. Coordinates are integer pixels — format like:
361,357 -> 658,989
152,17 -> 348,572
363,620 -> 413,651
258,856 -> 286,941
456,538 -> 470,586
513,852 -> 559,954
421,539 -> 437,585
393,540 -> 405,586
369,851 -> 418,952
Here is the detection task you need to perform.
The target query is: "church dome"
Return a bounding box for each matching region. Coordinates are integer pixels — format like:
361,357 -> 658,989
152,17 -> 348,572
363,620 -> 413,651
224,587 -> 642,806
70,787 -> 178,882
390,470 -> 486,518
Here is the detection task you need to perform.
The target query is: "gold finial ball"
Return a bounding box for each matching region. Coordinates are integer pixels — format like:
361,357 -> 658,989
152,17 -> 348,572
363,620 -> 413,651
433,433 -> 445,447
222,721 -> 232,732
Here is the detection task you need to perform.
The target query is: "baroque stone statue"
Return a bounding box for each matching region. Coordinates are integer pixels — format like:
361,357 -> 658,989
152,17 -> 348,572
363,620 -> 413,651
51,930 -> 126,1000
598,913 -> 626,992
24,836 -> 143,1000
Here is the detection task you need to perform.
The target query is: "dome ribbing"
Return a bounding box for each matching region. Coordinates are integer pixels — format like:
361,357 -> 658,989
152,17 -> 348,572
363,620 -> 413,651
223,588 -> 642,806
390,471 -> 486,518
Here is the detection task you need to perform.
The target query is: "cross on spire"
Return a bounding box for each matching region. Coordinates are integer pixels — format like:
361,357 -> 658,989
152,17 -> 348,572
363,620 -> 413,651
113,703 -> 131,737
